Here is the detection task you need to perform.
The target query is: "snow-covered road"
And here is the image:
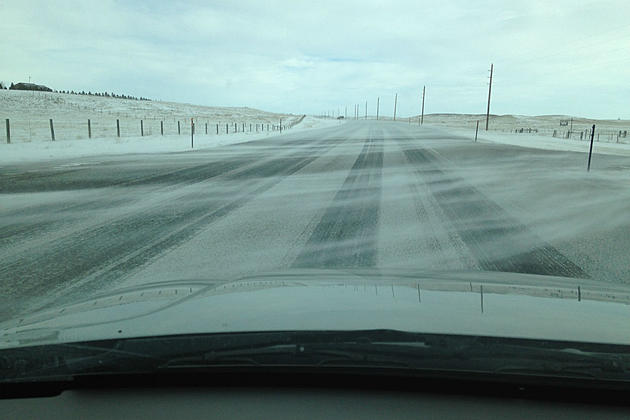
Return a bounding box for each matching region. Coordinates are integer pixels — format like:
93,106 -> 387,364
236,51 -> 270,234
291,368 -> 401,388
2,121 -> 630,321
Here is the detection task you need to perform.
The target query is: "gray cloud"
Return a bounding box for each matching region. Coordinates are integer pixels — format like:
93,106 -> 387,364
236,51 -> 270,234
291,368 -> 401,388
1,0 -> 629,118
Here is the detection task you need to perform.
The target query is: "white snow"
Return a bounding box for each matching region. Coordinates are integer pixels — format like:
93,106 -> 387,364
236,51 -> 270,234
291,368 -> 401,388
411,113 -> 630,157
444,127 -> 630,157
0,116 -> 339,164
0,90 -> 340,164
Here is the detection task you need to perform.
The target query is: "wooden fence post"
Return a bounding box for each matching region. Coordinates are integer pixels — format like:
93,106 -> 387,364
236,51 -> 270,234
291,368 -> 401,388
160,120 -> 164,135
116,119 -> 120,137
587,124 -> 595,171
88,119 -> 92,138
205,123 -> 208,134
49,119 -> 55,141
216,123 -> 219,134
474,120 -> 479,142
5,119 -> 10,144
177,121 -> 181,135
140,120 -> 144,136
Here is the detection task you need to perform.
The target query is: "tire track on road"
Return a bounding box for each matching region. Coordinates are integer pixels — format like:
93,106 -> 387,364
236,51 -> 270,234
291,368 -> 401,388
292,128 -> 383,268
401,144 -> 587,278
0,157 -> 257,244
0,133 -> 345,319
0,134 -> 340,259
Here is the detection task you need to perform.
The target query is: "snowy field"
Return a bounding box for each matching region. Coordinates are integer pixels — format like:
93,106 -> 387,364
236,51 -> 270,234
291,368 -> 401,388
439,126 -> 630,158
420,113 -> 630,141
0,90 -> 339,163
0,116 -> 340,164
393,113 -> 630,157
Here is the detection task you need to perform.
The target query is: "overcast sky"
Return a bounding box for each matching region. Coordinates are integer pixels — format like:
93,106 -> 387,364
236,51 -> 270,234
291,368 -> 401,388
2,0 -> 629,118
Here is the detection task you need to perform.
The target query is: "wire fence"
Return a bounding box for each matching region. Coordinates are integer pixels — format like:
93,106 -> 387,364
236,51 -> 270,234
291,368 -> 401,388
3,115 -> 305,144
420,116 -> 630,145
508,127 -> 629,144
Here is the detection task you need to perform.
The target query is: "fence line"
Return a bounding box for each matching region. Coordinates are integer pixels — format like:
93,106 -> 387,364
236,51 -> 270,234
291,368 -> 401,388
511,126 -> 628,144
425,118 -> 630,146
2,115 -> 306,143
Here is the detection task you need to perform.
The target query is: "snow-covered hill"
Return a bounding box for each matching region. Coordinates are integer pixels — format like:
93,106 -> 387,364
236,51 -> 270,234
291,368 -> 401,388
0,90 -> 341,164
0,89 -> 300,143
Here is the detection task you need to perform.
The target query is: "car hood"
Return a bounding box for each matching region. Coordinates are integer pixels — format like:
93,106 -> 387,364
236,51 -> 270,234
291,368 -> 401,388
2,269 -> 630,348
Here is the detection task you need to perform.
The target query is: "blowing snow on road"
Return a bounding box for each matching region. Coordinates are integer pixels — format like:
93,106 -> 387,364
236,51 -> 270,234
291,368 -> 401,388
2,120 -> 630,321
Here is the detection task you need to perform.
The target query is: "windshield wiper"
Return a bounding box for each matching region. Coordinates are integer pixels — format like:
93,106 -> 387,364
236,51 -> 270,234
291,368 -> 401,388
160,342 -> 417,370
2,330 -> 629,384
157,335 -> 630,382
0,341 -> 166,383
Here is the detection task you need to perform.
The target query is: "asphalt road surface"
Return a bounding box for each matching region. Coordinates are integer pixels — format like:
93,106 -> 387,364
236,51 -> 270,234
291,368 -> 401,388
2,121 -> 630,321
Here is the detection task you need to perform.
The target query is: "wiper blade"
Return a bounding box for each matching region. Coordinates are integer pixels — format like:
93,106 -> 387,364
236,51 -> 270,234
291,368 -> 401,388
157,333 -> 630,381
493,353 -> 628,380
161,342 -> 416,369
0,341 -> 165,383
2,330 -> 630,383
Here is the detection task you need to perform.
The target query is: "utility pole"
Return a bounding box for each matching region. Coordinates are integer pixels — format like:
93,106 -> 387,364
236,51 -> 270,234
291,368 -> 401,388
393,93 -> 398,121
420,86 -> 425,125
376,97 -> 380,120
485,63 -> 493,131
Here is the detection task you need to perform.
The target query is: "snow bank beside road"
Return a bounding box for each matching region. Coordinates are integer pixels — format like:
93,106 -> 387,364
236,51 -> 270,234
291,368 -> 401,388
441,126 -> 630,157
0,116 -> 340,165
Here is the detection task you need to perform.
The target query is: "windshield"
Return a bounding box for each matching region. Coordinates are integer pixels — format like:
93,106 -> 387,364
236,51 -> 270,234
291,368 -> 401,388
2,0 -> 630,385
